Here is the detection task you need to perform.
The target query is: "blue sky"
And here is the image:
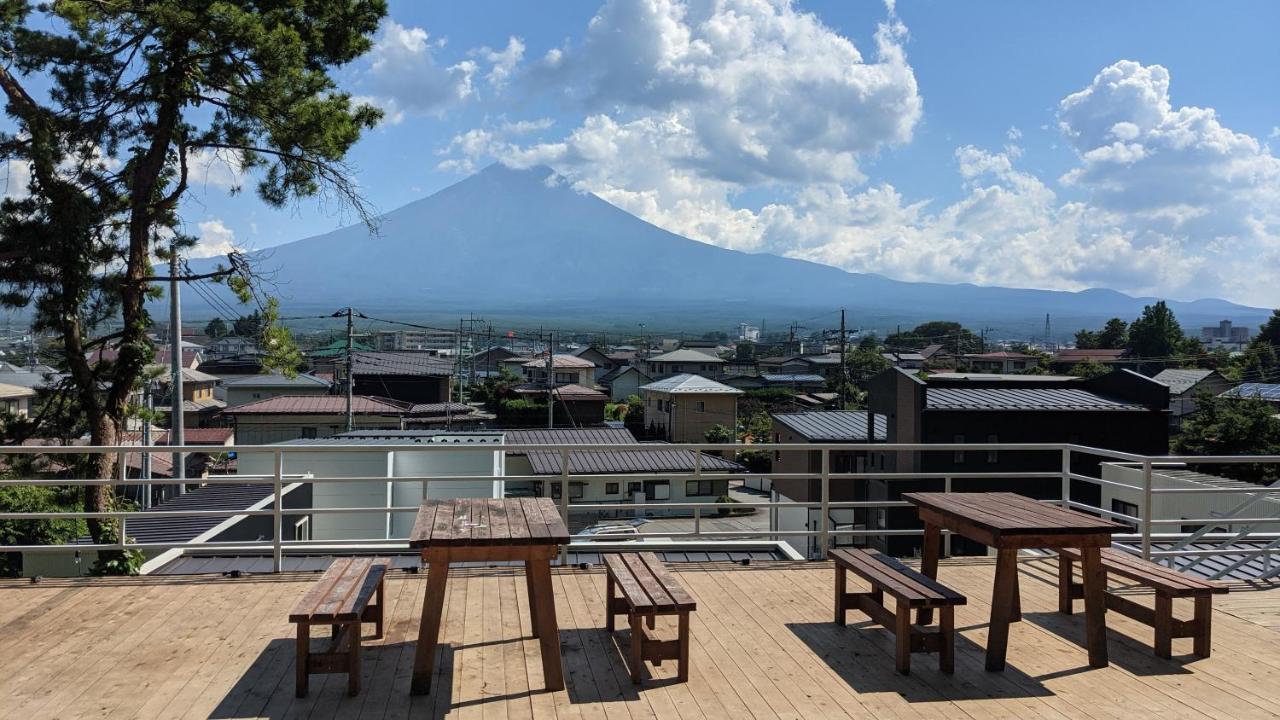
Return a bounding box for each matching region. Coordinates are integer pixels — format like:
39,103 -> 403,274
157,2 -> 1280,306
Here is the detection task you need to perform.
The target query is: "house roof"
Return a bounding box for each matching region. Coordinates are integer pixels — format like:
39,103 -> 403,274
512,383 -> 609,401
599,364 -> 650,384
222,394 -> 410,415
89,346 -> 202,367
962,351 -> 1035,360
784,353 -> 842,366
308,338 -> 375,358
121,427 -> 235,445
919,344 -> 945,359
925,387 -> 1148,411
773,411 -> 888,442
0,382 -> 37,399
179,398 -> 226,413
1221,383 -> 1280,401
118,483 -> 281,544
761,374 -> 826,383
522,353 -> 596,369
407,402 -> 475,415
223,372 -> 332,388
156,368 -> 220,385
350,351 -> 455,376
640,373 -> 742,395
1053,348 -> 1129,363
503,428 -> 742,475
928,373 -> 1080,382
1152,368 -> 1218,396
645,349 -> 727,364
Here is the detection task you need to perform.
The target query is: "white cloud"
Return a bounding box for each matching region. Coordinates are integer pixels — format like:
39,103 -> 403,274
191,219 -> 239,258
478,37 -> 525,88
1,159 -> 31,199
187,148 -> 243,190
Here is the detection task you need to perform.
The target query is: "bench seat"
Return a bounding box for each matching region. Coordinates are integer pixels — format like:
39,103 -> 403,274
829,548 -> 966,674
1058,547 -> 1228,658
604,552 -> 696,683
289,557 -> 387,697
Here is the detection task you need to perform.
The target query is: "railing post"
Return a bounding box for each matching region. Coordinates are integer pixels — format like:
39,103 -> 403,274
117,451 -> 128,550
1060,447 -> 1072,508
1141,458 -> 1153,561
942,476 -> 952,558
694,506 -> 701,537
272,449 -> 284,573
560,448 -> 570,565
819,448 -> 830,559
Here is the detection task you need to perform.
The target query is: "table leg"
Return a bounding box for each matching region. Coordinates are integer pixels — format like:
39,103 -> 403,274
525,561 -> 540,638
986,548 -> 1018,671
918,523 -> 941,626
528,557 -> 565,691
1081,546 -> 1109,668
411,560 -> 450,695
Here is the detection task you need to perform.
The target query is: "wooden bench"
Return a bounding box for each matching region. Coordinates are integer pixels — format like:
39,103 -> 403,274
1058,547 -> 1228,658
604,552 -> 697,683
289,557 -> 388,697
829,548 -> 967,674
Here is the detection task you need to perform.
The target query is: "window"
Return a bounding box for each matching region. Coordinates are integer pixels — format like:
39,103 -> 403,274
301,427 -> 317,439
1111,499 -> 1140,530
628,482 -> 642,494
555,372 -> 575,384
685,479 -> 727,497
953,434 -> 965,463
551,482 -> 586,500
695,401 -> 706,412
644,480 -> 670,500
987,435 -> 999,463
606,482 -> 620,495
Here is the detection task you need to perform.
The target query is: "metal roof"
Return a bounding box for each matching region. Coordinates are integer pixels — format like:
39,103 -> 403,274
640,373 -> 743,394
521,353 -> 596,369
645,349 -> 727,364
349,351 -> 454,376
407,402 -> 476,415
761,374 -> 825,383
599,365 -> 650,384
1221,383 -> 1280,401
504,427 -> 741,474
0,382 -> 37,399
118,483 -> 282,544
928,373 -> 1080,382
504,428 -> 636,446
925,387 -> 1148,411
223,372 -> 331,388
222,395 -> 410,415
1152,368 -> 1217,395
511,383 -> 609,401
773,411 -> 888,442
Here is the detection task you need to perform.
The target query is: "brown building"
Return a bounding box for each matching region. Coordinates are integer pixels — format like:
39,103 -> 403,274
639,373 -> 742,443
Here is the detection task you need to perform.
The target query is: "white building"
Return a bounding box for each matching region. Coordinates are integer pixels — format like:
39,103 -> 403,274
1099,462 -> 1280,537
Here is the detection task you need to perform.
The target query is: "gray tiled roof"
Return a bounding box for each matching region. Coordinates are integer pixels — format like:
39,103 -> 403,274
640,373 -> 742,394
121,484 -> 282,544
1152,368 -> 1216,395
505,427 -> 740,474
925,387 -> 1147,411
350,351 -> 454,376
645,349 -> 727,363
773,411 -> 888,441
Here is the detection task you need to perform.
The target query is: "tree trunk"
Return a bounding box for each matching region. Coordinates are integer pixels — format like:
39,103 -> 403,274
85,415 -> 118,544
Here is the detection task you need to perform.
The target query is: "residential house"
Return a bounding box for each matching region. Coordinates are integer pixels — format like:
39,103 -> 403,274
198,353 -> 268,387
640,373 -> 743,443
342,351 -> 454,404
88,345 -> 202,370
599,364 -> 652,402
224,372 -> 332,407
204,336 -> 259,360
510,383 -> 609,427
502,427 -> 742,514
959,351 -> 1036,373
571,346 -> 614,381
521,354 -> 596,387
866,368 -> 1169,555
0,382 -> 36,417
156,368 -> 225,429
767,411 -> 888,557
643,349 -> 726,379
1220,383 -> 1280,409
1050,348 -> 1132,373
770,353 -> 843,380
1099,462 -> 1280,537
469,346 -> 523,376
221,395 -> 414,444
1152,368 -> 1235,430
881,351 -> 926,370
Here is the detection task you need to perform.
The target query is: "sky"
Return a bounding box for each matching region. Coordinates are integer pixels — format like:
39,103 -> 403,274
36,1 -> 1280,307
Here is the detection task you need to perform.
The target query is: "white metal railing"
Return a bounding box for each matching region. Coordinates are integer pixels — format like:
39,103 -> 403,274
1,441 -> 1278,577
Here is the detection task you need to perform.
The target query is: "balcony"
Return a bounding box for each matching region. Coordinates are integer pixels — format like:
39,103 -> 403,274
1,556 -> 1277,718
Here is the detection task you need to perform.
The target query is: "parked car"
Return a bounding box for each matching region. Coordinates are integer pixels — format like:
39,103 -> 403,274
576,525 -> 640,541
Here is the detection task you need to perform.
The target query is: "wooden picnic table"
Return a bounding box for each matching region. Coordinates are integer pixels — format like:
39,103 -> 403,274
408,497 -> 571,694
902,492 -> 1125,671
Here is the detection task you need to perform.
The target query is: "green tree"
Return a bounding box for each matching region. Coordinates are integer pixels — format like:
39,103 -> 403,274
1098,318 -> 1130,349
857,334 -> 879,351
885,321 -> 980,354
1175,392 -> 1280,483
735,342 -> 756,362
1068,359 -> 1111,379
203,317 -> 229,339
622,394 -> 646,435
846,346 -> 891,382
0,484 -> 86,577
0,0 -> 386,547
1128,302 -> 1185,358
1074,329 -> 1100,349
704,424 -> 734,444
233,311 -> 265,338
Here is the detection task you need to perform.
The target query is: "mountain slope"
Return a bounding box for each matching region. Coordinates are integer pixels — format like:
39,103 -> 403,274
196,163 -> 1267,329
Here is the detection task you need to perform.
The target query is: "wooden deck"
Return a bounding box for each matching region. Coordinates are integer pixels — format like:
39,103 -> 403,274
2,557 -> 1280,719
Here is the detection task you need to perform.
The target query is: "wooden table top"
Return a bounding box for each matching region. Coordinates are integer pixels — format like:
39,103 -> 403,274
902,492 -> 1125,539
408,497 -> 571,548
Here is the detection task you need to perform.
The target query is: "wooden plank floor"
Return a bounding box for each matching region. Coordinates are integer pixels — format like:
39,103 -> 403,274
2,557 -> 1279,719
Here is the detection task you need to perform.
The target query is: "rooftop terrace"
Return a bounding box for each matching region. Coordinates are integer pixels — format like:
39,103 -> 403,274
2,556 -> 1278,719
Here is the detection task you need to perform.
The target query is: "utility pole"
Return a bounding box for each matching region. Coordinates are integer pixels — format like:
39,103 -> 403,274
838,308 -> 847,409
345,307 -> 355,431
456,318 -> 464,403
546,331 -> 555,429
168,251 -> 185,493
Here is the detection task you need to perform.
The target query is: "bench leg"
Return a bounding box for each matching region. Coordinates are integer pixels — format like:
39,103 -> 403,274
605,573 -> 616,632
834,563 -> 847,625
894,600 -> 911,675
1081,547 -> 1110,668
1154,593 -> 1173,659
373,576 -> 385,640
1058,555 -> 1074,615
347,622 -> 361,696
940,606 -> 955,674
630,613 -> 644,684
918,524 -> 940,626
295,623 -> 310,698
647,615 -> 656,630
678,611 -> 690,682
1194,596 -> 1212,658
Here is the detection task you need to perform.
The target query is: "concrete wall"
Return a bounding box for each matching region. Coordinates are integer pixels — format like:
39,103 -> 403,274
239,449 -> 393,541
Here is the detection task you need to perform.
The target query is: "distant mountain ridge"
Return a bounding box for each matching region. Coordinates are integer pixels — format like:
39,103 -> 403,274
191,163 -> 1268,333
